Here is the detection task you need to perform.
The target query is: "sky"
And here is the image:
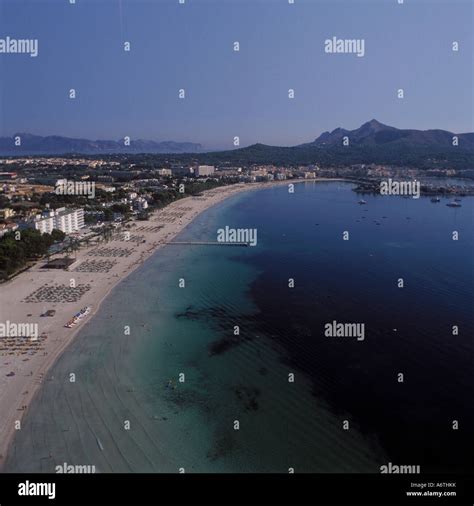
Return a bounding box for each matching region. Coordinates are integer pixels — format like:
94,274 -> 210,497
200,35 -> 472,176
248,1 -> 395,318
0,0 -> 472,150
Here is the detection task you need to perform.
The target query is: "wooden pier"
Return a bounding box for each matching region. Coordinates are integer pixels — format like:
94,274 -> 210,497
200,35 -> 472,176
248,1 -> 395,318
166,241 -> 249,247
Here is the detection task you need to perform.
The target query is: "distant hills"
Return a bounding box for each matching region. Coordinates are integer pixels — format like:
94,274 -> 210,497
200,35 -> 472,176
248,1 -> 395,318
1,121 -> 473,170
306,119 -> 474,149
192,120 -> 474,169
0,133 -> 202,155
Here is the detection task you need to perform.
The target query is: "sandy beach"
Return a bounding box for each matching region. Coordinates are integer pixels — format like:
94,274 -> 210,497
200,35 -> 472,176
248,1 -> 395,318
0,180 -> 305,470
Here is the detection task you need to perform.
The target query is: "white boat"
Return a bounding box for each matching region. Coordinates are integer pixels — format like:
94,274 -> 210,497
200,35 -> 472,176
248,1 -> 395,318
64,306 -> 92,328
96,437 -> 104,451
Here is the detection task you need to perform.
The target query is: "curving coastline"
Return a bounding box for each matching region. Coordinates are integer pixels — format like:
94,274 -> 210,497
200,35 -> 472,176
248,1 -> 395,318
0,180 -> 308,470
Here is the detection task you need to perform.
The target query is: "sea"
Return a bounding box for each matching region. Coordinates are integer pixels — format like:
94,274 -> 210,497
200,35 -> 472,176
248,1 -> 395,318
5,181 -> 474,473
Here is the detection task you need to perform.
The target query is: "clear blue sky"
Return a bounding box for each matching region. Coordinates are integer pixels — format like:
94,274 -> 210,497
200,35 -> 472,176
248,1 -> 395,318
0,0 -> 472,149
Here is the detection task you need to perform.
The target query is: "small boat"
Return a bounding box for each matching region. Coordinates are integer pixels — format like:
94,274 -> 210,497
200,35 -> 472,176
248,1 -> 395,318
430,197 -> 440,203
64,307 -> 91,327
358,199 -> 367,205
446,201 -> 461,207
166,379 -> 176,390
96,437 -> 104,451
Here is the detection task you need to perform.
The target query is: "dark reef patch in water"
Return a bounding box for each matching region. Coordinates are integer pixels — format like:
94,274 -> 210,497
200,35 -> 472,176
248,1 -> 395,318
164,385 -> 213,415
208,334 -> 252,356
175,305 -> 201,321
206,430 -> 237,462
233,385 -> 260,412
175,305 -> 234,324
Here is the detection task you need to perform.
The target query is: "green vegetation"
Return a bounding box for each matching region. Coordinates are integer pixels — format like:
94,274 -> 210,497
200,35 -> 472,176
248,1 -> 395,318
150,179 -> 225,210
111,203 -> 131,215
103,143 -> 474,171
182,179 -> 223,195
0,228 -> 66,280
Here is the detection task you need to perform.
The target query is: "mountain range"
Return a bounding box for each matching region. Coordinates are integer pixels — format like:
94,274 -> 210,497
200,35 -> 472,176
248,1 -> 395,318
307,119 -> 474,149
1,121 -> 473,169
0,133 -> 202,155
194,120 -> 474,169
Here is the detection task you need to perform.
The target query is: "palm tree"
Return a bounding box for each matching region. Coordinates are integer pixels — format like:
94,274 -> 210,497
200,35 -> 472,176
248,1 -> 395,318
106,225 -> 114,243
63,239 -> 72,259
71,238 -> 80,259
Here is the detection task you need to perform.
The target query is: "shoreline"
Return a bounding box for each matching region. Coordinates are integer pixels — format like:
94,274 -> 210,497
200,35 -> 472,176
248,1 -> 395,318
0,178 -> 321,470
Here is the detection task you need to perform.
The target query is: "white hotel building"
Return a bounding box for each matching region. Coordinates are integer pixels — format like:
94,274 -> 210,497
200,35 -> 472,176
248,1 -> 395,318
195,165 -> 215,177
33,207 -> 85,235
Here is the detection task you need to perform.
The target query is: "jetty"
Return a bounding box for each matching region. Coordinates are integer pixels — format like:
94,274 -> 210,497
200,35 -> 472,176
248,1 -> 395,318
166,241 -> 249,247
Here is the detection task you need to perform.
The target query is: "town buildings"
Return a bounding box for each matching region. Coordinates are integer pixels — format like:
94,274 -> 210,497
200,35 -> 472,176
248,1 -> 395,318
31,207 -> 85,234
195,165 -> 215,177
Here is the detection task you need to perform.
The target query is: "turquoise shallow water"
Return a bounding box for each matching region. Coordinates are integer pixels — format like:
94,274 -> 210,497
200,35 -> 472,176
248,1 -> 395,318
5,182 -> 473,473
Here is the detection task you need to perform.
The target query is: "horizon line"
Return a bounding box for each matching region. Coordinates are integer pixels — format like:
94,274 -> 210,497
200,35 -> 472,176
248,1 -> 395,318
2,119 -> 473,152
